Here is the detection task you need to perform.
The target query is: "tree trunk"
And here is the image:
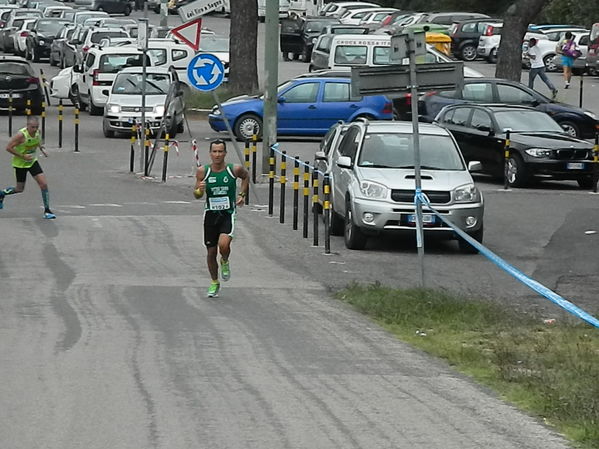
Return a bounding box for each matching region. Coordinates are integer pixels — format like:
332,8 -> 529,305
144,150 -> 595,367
495,0 -> 548,81
228,0 -> 259,94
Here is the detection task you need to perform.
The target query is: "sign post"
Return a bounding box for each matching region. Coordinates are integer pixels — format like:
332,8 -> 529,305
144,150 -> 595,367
138,18 -> 149,174
352,32 -> 464,287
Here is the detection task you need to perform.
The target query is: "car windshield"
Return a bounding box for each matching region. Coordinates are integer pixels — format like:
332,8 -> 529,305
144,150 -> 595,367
0,62 -> 29,75
37,19 -> 69,33
112,73 -> 170,94
358,133 -> 465,170
494,110 -> 564,133
199,36 -> 229,52
91,31 -> 128,43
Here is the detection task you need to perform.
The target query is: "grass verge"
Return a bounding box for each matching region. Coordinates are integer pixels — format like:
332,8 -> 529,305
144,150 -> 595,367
184,87 -> 257,110
337,283 -> 599,449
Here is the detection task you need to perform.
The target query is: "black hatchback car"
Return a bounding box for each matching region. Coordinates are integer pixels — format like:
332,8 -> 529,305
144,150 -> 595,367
449,18 -> 501,61
280,16 -> 340,61
420,78 -> 599,139
25,18 -> 71,62
435,104 -> 595,188
0,56 -> 43,114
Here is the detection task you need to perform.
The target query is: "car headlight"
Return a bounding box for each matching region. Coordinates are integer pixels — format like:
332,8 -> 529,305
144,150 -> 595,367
358,180 -> 387,199
108,104 -> 120,113
154,105 -> 165,115
453,184 -> 481,203
584,111 -> 597,120
311,37 -> 317,44
525,148 -> 553,158
39,39 -> 45,45
211,105 -> 221,115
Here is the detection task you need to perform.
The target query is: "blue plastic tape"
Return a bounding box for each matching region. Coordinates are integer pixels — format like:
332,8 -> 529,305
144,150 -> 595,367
416,192 -> 599,329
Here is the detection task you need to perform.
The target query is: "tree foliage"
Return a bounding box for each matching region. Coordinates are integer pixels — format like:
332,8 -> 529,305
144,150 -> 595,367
228,0 -> 259,94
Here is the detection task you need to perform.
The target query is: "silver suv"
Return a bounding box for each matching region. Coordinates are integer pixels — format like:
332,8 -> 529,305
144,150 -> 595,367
315,120 -> 484,252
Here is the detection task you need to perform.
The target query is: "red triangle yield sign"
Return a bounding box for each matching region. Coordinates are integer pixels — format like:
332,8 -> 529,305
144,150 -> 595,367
171,17 -> 202,52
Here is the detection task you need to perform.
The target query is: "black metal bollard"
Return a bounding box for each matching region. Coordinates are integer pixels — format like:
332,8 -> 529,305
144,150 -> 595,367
251,135 -> 257,184
144,124 -> 150,176
41,100 -> 46,140
303,162 -> 310,239
324,174 -> 331,254
244,140 -> 250,205
8,90 -> 13,135
268,145 -> 275,216
39,69 -> 51,106
58,99 -> 63,148
280,151 -> 287,224
312,168 -> 319,247
579,72 -> 584,108
74,103 -> 80,153
130,124 -> 136,173
26,93 -> 31,116
503,130 -> 511,190
292,156 -> 299,231
162,133 -> 169,182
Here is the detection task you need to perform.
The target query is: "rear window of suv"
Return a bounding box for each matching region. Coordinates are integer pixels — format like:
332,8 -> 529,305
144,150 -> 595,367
0,62 -> 30,75
98,54 -> 147,73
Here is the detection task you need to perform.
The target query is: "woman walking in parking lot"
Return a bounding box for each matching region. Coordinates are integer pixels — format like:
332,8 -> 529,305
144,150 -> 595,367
556,31 -> 581,89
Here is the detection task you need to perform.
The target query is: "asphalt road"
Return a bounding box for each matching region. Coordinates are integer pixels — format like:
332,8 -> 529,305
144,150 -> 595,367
0,10 -> 597,449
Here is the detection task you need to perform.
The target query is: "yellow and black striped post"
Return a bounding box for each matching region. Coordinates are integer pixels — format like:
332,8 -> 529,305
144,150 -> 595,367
324,174 -> 331,254
312,168 -> 319,247
162,133 -> 169,182
292,156 -> 300,230
26,93 -> 31,116
41,100 -> 46,140
503,129 -> 511,190
74,103 -> 80,153
58,100 -> 63,148
130,124 -> 136,172
8,90 -> 13,135
593,132 -> 599,193
268,145 -> 275,216
244,139 -> 251,205
251,132 -> 258,183
279,151 -> 287,224
144,124 -> 150,176
303,162 -> 310,239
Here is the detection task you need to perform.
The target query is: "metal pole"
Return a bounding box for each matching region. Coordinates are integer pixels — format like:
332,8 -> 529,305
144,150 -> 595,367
593,132 -> 598,194
58,99 -> 63,148
312,168 -> 319,247
160,0 -> 168,27
74,103 -> 79,153
251,134 -> 257,183
8,90 -> 13,135
504,130 -> 511,190
144,124 -> 150,176
139,18 -> 148,172
280,151 -> 287,223
324,174 -> 331,254
579,72 -> 584,108
262,0 -> 279,175
303,162 -> 310,239
268,145 -> 275,216
130,124 -> 136,172
408,30 -> 424,288
292,156 -> 299,230
39,68 -> 51,106
41,100 -> 46,141
244,141 -> 251,205
162,133 -> 169,182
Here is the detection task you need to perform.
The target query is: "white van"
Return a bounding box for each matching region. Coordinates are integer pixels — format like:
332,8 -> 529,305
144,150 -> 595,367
309,34 -> 458,72
288,0 -> 324,17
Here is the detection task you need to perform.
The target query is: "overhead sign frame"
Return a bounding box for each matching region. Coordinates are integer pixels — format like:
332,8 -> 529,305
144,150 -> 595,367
170,17 -> 203,52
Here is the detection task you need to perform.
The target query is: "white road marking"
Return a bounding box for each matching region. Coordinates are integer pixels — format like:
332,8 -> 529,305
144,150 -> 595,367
88,203 -> 123,207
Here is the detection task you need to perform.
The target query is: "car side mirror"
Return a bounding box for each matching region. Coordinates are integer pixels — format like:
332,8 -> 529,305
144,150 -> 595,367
315,150 -> 326,161
337,155 -> 352,169
73,64 -> 82,73
277,96 -> 286,103
102,89 -> 109,96
476,124 -> 493,135
468,161 -> 482,172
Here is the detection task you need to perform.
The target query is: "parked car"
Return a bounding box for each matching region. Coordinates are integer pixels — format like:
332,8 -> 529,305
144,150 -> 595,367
434,104 -> 596,188
280,15 -> 340,61
208,76 -> 393,140
320,2 -> 378,18
41,5 -> 72,17
12,18 -> 36,57
358,9 -> 396,31
419,78 -> 599,138
0,55 -> 44,114
477,22 -> 502,62
25,18 -> 71,62
450,18 -> 502,61
0,10 -> 42,52
314,119 -> 484,252
103,67 -> 185,137
339,7 -> 397,25
49,66 -> 81,105
49,24 -> 76,66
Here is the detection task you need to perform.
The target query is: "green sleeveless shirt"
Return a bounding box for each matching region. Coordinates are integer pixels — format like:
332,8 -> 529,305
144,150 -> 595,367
13,127 -> 41,169
203,163 -> 237,214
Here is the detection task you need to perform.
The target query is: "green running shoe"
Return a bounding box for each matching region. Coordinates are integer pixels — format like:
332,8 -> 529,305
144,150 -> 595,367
221,258 -> 230,281
207,281 -> 220,298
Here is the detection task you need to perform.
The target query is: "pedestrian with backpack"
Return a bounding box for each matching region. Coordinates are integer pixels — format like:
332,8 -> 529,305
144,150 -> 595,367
556,31 -> 581,89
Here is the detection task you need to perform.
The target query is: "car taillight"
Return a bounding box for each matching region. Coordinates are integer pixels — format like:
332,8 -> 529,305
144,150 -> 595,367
484,26 -> 493,36
92,69 -> 99,86
405,93 -> 411,106
381,15 -> 392,26
82,46 -> 89,53
26,77 -> 39,84
382,101 -> 393,114
20,31 -> 29,37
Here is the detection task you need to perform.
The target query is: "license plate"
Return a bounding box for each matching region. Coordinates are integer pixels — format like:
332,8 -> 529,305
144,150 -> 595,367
0,93 -> 22,98
408,214 -> 435,225
567,162 -> 585,170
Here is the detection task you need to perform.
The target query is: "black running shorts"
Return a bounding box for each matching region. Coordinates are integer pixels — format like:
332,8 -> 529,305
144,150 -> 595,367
14,161 -> 43,183
203,210 -> 235,248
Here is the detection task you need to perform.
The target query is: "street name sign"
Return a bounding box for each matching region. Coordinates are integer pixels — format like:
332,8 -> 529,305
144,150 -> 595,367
171,17 -> 203,52
351,62 -> 464,98
178,0 -> 224,22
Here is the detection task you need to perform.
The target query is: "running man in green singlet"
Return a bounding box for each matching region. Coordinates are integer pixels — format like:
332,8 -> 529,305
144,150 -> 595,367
194,139 -> 249,297
0,116 -> 55,219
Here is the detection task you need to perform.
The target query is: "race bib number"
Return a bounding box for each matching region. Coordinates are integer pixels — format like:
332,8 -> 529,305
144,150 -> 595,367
208,196 -> 230,211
